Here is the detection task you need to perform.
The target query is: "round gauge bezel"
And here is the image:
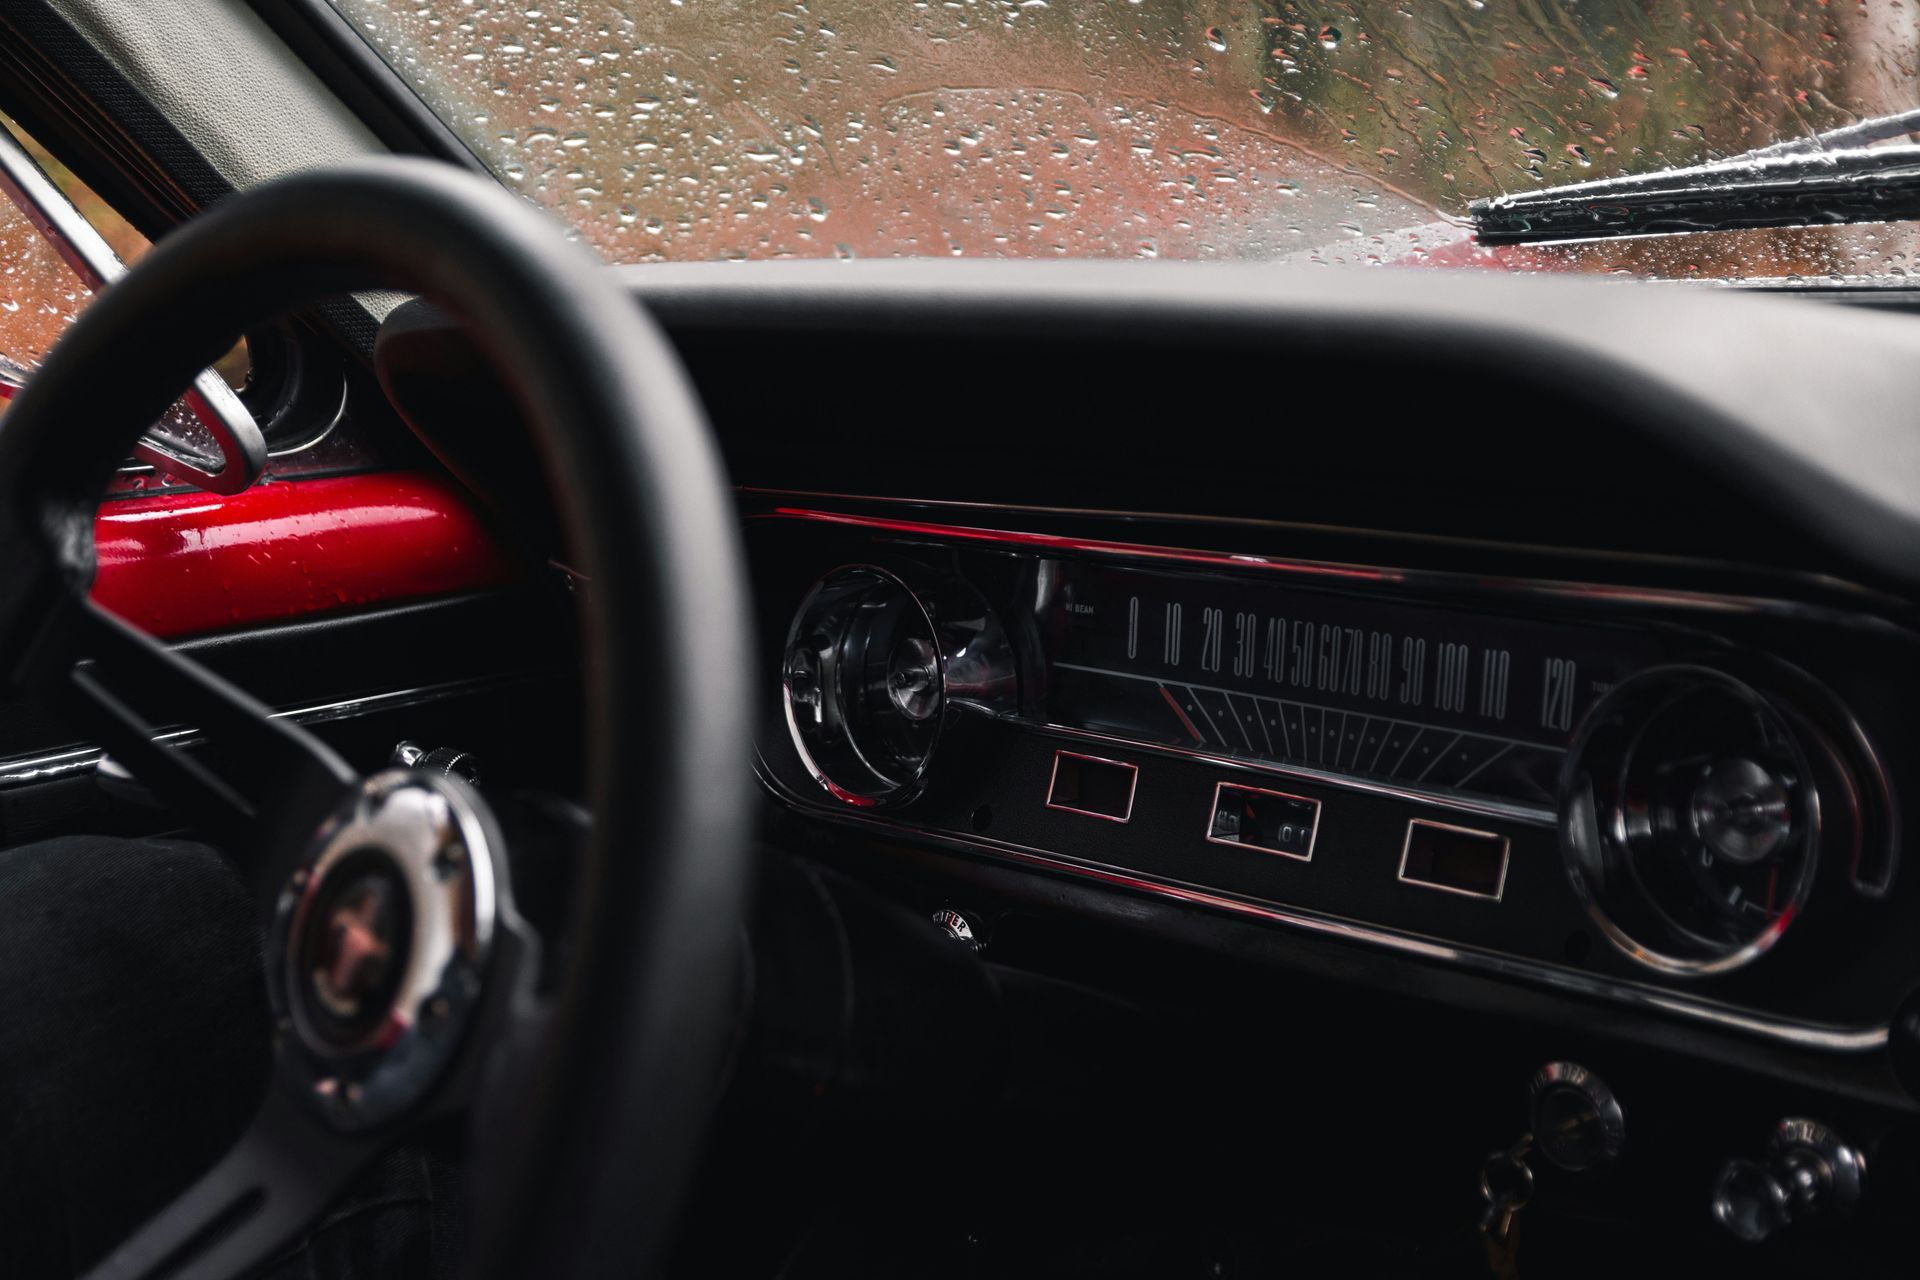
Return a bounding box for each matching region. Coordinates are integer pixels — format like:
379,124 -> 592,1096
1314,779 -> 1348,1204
1559,664 -> 1821,978
781,563 -> 948,807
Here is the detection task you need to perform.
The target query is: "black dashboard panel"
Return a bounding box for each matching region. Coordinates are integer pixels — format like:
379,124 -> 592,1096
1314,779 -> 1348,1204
611,261 -> 1920,593
382,263 -> 1920,588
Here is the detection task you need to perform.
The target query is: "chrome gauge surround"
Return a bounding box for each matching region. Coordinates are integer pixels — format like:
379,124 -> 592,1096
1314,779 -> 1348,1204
782,563 -> 1015,806
272,768 -> 500,1131
1559,666 -> 1820,977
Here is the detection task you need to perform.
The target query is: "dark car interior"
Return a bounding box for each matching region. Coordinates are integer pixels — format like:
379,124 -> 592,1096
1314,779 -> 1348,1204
3,2 -> 1920,1278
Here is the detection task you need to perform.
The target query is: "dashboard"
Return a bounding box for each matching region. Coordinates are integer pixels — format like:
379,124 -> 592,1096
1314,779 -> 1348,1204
0,252 -> 1909,1264
374,259 -> 1920,1138
22,5 -> 1920,1246
749,494 -> 1917,1053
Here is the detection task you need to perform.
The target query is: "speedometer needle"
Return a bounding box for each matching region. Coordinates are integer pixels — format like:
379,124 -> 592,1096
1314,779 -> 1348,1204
1160,684 -> 1207,744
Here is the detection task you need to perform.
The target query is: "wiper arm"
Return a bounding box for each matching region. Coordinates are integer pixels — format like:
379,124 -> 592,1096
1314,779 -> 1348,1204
1739,105 -> 1920,158
1470,107 -> 1920,245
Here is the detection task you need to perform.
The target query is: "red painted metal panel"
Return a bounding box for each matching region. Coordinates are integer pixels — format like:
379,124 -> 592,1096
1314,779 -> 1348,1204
92,472 -> 517,638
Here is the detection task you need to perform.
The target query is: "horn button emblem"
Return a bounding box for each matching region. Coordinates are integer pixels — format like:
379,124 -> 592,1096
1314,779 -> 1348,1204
301,853 -> 410,1040
273,769 -> 499,1130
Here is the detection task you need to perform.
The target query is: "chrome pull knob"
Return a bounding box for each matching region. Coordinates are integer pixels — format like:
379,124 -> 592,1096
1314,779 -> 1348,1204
1713,1157 -> 1793,1243
392,740 -> 483,787
1712,1118 -> 1864,1243
930,907 -> 983,951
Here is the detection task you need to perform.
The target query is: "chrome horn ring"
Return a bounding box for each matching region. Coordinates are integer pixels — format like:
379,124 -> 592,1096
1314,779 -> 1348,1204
272,769 -> 502,1131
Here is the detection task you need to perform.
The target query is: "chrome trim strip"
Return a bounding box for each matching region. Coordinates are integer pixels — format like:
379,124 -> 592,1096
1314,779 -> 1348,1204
1203,780 -> 1321,862
0,675 -> 527,789
739,485 -> 1901,605
1397,818 -> 1511,902
758,760 -> 1887,1052
1044,749 -> 1139,823
750,503 -> 1917,631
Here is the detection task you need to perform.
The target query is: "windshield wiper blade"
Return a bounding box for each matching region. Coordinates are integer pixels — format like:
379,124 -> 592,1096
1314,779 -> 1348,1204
1471,107 -> 1920,245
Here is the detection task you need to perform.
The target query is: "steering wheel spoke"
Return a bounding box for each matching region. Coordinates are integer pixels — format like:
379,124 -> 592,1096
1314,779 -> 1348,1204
82,1088 -> 371,1280
41,597 -> 356,868
79,770 -> 540,1280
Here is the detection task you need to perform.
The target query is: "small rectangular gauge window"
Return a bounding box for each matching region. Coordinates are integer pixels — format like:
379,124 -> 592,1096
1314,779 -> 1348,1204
1046,751 -> 1138,823
1398,820 -> 1510,901
1205,782 -> 1320,861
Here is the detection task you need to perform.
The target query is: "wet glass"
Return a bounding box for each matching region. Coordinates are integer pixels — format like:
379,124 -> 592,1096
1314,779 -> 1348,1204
330,0 -> 1920,279
0,114 -> 250,390
0,131 -> 95,374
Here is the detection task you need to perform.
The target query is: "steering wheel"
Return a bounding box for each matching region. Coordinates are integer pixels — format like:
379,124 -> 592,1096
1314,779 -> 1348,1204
0,159 -> 752,1279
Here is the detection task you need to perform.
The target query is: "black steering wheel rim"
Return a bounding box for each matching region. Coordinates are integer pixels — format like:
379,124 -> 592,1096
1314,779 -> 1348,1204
0,158 -> 752,1278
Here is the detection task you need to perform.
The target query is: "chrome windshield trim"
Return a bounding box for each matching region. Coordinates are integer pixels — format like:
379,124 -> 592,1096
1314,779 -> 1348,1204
756,760 -> 1888,1054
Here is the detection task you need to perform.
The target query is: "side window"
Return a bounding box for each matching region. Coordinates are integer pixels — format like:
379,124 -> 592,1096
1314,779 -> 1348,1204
0,112 -> 126,377
0,112 -> 249,387
0,110 -> 253,489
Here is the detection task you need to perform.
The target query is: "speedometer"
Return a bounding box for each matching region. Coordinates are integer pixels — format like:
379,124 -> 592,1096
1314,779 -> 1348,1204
1037,561 -> 1663,811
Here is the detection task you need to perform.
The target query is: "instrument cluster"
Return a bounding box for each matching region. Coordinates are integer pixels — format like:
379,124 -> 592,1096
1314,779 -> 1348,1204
749,497 -> 1915,1052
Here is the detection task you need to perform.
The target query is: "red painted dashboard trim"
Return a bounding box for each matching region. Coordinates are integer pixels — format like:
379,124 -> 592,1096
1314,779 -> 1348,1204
92,472 -> 517,638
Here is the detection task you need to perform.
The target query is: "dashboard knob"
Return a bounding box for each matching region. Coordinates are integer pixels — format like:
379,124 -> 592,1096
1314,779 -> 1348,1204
1714,1157 -> 1792,1243
1712,1118 -> 1865,1243
931,908 -> 983,951
392,740 -> 483,787
1690,757 -> 1792,867
1528,1061 -> 1625,1172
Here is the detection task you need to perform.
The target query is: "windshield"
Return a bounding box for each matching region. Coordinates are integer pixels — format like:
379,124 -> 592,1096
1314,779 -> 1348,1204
329,0 -> 1920,280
